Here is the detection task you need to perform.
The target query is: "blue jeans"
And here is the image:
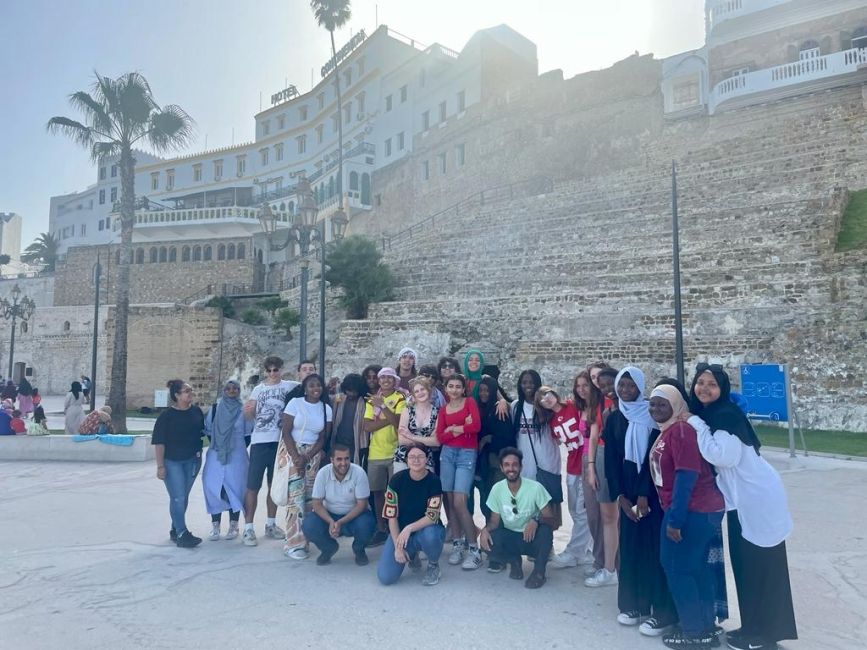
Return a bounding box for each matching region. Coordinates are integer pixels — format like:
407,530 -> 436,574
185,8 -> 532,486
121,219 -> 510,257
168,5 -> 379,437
377,524 -> 445,585
439,446 -> 476,494
163,456 -> 201,535
660,509 -> 724,635
302,509 -> 376,555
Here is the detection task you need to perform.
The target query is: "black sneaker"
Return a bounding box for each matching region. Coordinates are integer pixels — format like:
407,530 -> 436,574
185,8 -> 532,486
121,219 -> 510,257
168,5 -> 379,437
366,530 -> 388,548
354,550 -> 369,566
169,528 -> 178,542
487,559 -> 505,573
176,531 -> 202,548
509,561 -> 524,580
524,571 -> 546,589
726,637 -> 777,650
316,550 -> 335,566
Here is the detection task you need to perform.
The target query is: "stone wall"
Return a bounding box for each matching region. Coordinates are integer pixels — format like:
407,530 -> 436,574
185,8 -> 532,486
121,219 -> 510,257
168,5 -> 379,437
54,238 -> 257,306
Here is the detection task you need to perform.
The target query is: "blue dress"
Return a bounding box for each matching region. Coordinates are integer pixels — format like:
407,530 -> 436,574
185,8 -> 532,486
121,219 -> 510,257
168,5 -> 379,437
202,402 -> 252,514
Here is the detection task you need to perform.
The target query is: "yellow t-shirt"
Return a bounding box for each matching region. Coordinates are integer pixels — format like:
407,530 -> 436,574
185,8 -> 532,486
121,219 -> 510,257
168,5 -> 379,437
364,391 -> 407,460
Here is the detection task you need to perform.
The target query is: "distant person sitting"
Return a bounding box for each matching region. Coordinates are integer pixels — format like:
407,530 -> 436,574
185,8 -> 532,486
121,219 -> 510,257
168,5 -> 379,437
0,408 -> 13,435
10,410 -> 26,434
79,406 -> 114,435
26,406 -> 50,436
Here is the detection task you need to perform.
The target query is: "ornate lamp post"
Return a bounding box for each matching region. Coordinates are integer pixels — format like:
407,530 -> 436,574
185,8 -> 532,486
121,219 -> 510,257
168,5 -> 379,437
0,284 -> 36,381
259,177 -> 348,367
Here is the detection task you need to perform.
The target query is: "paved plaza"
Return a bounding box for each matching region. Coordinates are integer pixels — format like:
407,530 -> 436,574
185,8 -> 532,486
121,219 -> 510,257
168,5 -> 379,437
0,450 -> 864,649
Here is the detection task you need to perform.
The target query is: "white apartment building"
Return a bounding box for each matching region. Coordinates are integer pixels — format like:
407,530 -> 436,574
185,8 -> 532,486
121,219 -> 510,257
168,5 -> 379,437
663,0 -> 867,117
0,212 -> 23,260
48,24 -> 538,256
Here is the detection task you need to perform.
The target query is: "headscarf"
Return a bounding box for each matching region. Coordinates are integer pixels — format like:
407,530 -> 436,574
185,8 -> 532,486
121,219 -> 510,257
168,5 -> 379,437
649,384 -> 689,431
615,367 -> 656,465
212,379 -> 242,464
18,377 -> 32,396
70,381 -> 82,399
689,367 -> 761,454
463,349 -> 485,399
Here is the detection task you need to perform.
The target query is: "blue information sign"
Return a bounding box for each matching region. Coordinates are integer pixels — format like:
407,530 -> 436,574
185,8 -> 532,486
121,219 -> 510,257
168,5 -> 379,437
739,364 -> 788,422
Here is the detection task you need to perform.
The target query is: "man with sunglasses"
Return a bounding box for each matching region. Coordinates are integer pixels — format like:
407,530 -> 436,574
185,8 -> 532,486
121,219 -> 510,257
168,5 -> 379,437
480,447 -> 556,588
241,356 -> 298,546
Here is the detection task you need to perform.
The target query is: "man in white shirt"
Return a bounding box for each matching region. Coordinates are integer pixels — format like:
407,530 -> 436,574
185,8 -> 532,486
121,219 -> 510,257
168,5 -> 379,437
302,444 -> 376,566
242,356 -> 298,546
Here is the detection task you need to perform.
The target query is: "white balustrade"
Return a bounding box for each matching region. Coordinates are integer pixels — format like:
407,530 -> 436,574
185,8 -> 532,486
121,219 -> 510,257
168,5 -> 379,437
709,46 -> 867,112
707,0 -> 790,32
111,205 -> 293,231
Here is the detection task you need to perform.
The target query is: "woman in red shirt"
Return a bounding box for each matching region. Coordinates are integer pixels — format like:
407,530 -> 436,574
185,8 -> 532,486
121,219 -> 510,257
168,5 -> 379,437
436,374 -> 482,570
649,384 -> 725,649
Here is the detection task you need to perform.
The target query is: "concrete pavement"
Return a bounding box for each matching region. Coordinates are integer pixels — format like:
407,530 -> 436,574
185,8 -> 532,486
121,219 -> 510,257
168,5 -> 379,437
0,450 -> 864,649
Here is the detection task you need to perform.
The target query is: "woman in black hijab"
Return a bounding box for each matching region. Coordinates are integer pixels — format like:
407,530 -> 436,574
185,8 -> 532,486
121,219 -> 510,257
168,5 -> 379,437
688,364 -> 797,650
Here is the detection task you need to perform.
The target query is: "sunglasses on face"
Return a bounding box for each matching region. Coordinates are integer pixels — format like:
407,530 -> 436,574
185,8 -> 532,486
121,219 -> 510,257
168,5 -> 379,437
510,496 -> 518,515
696,363 -> 724,374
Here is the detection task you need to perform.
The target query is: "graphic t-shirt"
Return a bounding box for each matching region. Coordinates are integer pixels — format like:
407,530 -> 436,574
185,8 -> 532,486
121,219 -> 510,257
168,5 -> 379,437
486,478 -> 552,533
284,397 -> 332,445
249,380 -> 298,445
550,402 -> 584,476
364,391 -> 407,461
384,469 -> 443,530
650,420 -> 724,514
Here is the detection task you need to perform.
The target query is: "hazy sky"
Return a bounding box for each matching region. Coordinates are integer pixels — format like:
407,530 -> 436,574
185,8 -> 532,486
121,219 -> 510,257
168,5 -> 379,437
0,0 -> 705,246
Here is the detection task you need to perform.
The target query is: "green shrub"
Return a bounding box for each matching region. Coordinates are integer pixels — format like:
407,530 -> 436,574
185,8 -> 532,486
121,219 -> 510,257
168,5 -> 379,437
240,308 -> 266,325
273,307 -> 300,339
836,189 -> 867,252
206,296 -> 235,318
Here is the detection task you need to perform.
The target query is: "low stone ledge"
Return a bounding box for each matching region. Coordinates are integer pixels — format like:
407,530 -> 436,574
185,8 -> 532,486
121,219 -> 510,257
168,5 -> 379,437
0,435 -> 154,462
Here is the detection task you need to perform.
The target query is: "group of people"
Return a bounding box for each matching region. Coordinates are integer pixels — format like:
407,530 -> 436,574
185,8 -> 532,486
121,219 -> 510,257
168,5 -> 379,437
0,376 -> 48,435
152,348 -> 797,650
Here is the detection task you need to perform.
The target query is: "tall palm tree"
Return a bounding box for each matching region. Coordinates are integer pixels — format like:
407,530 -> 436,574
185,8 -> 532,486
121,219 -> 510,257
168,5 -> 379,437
310,0 -> 352,199
21,232 -> 59,272
47,72 -> 194,432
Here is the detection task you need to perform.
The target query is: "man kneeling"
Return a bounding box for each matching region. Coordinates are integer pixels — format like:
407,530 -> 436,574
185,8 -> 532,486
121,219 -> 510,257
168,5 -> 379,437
480,447 -> 555,589
376,445 -> 445,586
302,444 -> 376,566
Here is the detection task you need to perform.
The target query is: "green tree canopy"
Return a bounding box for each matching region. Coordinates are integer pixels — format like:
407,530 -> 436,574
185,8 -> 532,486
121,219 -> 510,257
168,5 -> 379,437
325,235 -> 394,319
273,307 -> 300,340
21,233 -> 59,271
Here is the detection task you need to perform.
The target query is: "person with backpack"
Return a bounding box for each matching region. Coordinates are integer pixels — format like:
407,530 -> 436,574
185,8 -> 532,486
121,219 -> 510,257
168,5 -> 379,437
203,379 -> 253,541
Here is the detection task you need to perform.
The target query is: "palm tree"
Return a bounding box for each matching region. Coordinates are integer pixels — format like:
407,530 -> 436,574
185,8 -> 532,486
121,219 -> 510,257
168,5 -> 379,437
47,72 -> 194,432
310,0 -> 352,199
21,232 -> 59,272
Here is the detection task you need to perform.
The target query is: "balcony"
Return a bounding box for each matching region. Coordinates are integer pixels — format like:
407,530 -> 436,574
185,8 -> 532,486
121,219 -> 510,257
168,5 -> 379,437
706,0 -> 791,33
709,46 -> 867,113
110,204 -> 295,240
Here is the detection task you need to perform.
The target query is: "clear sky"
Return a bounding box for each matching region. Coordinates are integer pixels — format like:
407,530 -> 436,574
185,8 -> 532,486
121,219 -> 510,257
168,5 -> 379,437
0,0 -> 705,247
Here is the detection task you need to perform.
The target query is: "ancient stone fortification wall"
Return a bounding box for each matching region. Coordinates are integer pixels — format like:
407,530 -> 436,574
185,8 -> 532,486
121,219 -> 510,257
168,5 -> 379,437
328,57 -> 867,432
54,238 -> 256,306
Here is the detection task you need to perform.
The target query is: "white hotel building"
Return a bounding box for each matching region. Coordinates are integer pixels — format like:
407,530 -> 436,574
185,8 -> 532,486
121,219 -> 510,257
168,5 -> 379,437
48,24 -> 537,262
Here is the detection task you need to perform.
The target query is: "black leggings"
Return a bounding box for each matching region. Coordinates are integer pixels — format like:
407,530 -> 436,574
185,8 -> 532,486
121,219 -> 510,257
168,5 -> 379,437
211,487 -> 240,522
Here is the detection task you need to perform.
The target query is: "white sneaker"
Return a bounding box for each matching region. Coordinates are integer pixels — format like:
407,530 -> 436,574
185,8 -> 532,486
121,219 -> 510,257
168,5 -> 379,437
577,551 -> 596,565
583,564 -> 600,577
285,546 -> 309,560
461,547 -> 482,570
584,568 -> 618,587
243,529 -> 258,546
617,610 -> 645,626
264,523 -> 285,539
208,523 -> 220,541
448,540 -> 465,566
550,552 -> 578,569
225,522 -> 239,540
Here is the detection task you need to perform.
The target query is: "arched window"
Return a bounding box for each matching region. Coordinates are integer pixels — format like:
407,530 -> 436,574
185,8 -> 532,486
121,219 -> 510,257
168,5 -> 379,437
63,321 -> 71,332
227,243 -> 236,260
159,247 -> 167,262
328,176 -> 335,198
135,248 -> 144,264
237,243 -> 245,259
203,245 -> 212,261
169,247 -> 177,262
149,247 -> 158,263
361,173 -> 371,205
218,244 -> 226,260
852,26 -> 867,49
20,322 -> 27,334
800,39 -> 820,58
349,171 -> 359,191
288,201 -> 295,214
193,246 -> 202,261
182,246 -> 191,262
115,250 -> 121,266
257,248 -> 264,263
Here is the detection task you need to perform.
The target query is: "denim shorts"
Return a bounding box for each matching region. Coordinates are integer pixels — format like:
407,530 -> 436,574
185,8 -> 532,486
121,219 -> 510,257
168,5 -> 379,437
439,445 -> 476,494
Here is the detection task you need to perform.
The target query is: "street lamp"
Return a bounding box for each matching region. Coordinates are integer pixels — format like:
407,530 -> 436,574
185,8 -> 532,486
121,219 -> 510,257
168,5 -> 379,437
258,177 -> 348,367
0,284 -> 36,381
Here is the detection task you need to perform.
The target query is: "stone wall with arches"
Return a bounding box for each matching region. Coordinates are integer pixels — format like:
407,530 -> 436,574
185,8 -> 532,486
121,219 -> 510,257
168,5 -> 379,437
54,237 -> 258,306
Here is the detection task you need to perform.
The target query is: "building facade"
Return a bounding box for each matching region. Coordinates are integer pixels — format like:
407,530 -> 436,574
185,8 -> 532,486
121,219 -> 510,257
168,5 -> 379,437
0,212 -> 23,261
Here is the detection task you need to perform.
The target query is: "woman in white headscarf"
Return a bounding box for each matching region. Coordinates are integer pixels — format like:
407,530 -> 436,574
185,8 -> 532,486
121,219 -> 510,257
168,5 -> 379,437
604,367 -> 678,636
202,379 -> 252,541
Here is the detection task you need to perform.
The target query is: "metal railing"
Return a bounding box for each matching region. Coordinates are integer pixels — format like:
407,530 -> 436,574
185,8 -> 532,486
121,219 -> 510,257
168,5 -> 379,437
381,175 -> 554,251
706,0 -> 790,32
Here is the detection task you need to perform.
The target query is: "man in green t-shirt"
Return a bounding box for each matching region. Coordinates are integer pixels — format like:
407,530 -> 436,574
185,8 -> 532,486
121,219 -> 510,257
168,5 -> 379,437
480,446 -> 556,589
